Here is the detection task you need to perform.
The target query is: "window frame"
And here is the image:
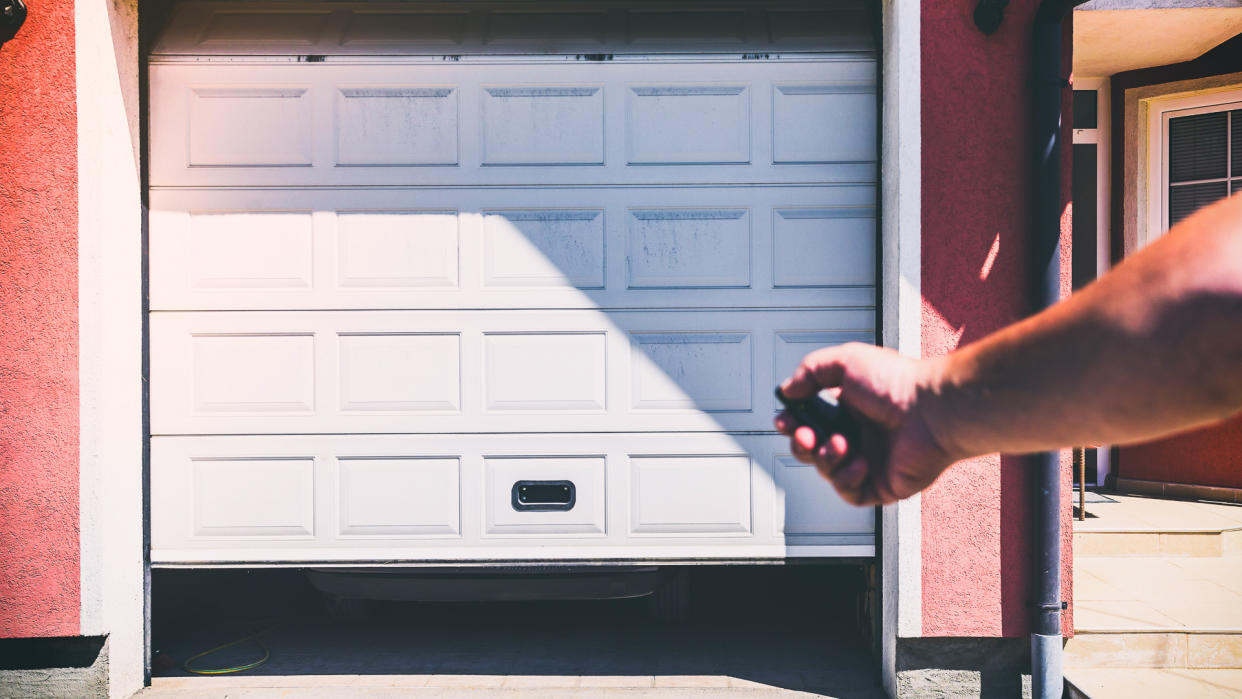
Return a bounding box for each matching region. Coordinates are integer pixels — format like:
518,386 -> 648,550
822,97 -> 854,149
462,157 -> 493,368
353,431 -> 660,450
1072,77 -> 1110,283
1144,87 -> 1242,246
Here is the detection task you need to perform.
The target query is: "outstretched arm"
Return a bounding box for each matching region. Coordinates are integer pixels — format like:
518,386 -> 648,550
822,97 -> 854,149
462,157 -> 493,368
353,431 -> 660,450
776,193 -> 1242,506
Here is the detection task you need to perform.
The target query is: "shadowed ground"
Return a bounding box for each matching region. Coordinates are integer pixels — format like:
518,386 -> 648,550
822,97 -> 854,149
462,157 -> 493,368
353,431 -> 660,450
145,566 -> 882,697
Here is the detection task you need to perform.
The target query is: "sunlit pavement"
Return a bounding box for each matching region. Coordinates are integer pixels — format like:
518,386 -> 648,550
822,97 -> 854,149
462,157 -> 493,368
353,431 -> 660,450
1067,492 -> 1242,697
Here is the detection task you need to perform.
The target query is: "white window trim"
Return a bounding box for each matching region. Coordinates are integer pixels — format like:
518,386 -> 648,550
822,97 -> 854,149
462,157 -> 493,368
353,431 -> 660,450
1144,87 -> 1242,247
1072,77 -> 1111,282
1072,78 -> 1113,488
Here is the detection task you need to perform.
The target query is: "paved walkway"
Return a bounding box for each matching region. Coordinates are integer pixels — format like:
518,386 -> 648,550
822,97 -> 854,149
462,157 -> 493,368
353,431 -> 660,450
1068,668 -> 1242,698
1067,491 -> 1242,698
1074,492 -> 1242,533
1075,555 -> 1242,631
1073,493 -> 1242,631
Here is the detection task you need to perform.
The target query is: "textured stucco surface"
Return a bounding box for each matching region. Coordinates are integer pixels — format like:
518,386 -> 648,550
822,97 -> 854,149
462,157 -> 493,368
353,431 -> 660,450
1121,414 -> 1242,490
919,0 -> 1075,637
0,0 -> 80,637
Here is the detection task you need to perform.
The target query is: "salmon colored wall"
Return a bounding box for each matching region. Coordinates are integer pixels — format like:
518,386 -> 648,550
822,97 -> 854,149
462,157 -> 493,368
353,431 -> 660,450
1120,415 -> 1242,490
919,0 -> 1074,637
0,0 -> 80,637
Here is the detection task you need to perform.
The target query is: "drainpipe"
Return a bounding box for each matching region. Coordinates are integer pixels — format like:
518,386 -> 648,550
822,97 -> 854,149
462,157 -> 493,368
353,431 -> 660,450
1028,1 -> 1087,697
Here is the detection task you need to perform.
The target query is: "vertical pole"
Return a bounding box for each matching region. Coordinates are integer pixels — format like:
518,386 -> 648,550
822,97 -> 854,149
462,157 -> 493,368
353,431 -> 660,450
1076,448 -> 1086,521
1029,2 -> 1080,695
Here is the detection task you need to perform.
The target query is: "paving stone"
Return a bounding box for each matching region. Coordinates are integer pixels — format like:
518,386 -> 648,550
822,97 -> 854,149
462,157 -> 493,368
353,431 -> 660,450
1067,668 -> 1242,698
579,675 -> 657,687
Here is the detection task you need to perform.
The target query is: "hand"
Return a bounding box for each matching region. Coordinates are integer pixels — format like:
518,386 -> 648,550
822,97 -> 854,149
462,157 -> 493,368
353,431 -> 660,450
774,343 -> 959,506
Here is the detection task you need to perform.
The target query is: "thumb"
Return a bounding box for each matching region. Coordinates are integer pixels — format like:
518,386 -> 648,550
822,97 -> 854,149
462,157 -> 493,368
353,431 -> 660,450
781,347 -> 847,400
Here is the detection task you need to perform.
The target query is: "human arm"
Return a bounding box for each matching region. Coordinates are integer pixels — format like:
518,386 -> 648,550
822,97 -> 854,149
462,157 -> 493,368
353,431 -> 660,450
776,193 -> 1242,506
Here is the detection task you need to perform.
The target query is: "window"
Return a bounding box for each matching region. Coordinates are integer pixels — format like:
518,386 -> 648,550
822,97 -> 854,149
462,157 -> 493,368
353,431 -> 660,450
1168,109 -> 1241,226
1147,90 -> 1242,239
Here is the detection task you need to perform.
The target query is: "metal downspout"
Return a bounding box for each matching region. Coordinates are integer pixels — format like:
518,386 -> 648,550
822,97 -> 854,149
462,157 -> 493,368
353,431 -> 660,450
1029,2 -> 1087,697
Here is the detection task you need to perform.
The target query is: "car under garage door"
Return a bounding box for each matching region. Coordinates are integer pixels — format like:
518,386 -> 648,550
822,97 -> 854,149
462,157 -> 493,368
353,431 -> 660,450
147,1 -> 879,564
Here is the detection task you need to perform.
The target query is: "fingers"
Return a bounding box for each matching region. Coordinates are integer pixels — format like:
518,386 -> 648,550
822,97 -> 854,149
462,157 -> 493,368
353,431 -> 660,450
780,346 -> 849,399
820,457 -> 874,505
778,416 -> 850,471
777,405 -> 889,506
774,411 -> 794,435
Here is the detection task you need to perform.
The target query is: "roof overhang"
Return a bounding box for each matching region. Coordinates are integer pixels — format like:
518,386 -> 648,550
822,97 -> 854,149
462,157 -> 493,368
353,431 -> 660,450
1073,7 -> 1242,78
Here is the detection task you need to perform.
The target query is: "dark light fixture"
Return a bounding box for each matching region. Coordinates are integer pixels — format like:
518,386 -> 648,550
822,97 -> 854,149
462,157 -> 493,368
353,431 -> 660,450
974,0 -> 1010,35
1,0 -> 27,46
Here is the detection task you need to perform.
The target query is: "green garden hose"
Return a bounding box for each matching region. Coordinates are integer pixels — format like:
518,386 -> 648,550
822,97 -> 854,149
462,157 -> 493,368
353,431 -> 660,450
182,623 -> 277,675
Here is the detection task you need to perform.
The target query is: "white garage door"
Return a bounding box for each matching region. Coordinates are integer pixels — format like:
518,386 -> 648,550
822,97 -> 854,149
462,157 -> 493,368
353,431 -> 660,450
148,1 -> 878,564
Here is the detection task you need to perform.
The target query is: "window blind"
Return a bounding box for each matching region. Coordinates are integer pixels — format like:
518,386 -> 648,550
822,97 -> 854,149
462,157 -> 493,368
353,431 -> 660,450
1167,107 -> 1240,227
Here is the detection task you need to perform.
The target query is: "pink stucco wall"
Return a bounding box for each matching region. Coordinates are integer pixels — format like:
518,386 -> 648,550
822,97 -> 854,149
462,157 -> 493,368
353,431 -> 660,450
1121,414 -> 1242,491
919,0 -> 1074,637
0,0 -> 80,638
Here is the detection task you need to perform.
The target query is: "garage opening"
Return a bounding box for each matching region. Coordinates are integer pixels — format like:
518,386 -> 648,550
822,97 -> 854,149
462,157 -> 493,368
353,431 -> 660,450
146,0 -> 881,690
151,564 -> 875,691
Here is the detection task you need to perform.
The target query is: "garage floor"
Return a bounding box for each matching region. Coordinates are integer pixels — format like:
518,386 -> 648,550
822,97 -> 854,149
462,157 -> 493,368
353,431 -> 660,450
144,567 -> 882,698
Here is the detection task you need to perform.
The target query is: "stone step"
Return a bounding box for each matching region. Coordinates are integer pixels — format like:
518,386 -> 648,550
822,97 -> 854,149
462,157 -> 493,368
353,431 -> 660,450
1065,668 -> 1242,699
1075,556 -> 1242,630
1074,527 -> 1242,557
1065,631 -> 1242,669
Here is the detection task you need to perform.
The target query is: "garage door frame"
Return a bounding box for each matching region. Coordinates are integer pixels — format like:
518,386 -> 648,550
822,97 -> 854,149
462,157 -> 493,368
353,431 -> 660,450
74,0 -> 922,693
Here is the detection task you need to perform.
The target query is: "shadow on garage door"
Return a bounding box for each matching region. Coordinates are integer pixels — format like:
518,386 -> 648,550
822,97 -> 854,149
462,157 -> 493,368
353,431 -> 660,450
149,565 -> 881,696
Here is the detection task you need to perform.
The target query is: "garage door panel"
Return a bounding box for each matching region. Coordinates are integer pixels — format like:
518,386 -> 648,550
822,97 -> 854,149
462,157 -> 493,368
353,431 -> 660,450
772,83 -> 877,165
339,333 -> 461,412
190,457 -> 317,539
336,87 -> 460,166
151,186 -> 874,310
156,2 -> 873,57
150,433 -> 873,563
482,10 -> 609,47
150,8 -> 877,563
484,456 -> 606,536
626,208 -> 751,288
338,457 -> 462,537
151,60 -> 875,188
481,86 -> 605,165
483,332 -> 608,412
772,330 -> 874,405
191,333 -> 316,414
772,207 -> 876,287
629,455 -> 752,535
150,309 -> 872,435
626,85 -> 750,165
630,332 -> 752,412
188,211 -> 316,290
482,209 -> 605,289
774,454 -> 874,539
188,86 -> 315,167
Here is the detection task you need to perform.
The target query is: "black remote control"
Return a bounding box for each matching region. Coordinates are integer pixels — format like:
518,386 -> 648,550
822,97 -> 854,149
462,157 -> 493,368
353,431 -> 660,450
774,386 -> 862,455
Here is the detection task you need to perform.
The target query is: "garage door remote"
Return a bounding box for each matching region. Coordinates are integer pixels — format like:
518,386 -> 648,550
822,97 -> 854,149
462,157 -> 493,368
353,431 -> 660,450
774,386 -> 862,455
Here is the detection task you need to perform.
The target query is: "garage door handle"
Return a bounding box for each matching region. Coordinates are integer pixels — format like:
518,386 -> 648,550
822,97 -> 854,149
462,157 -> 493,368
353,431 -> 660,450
512,480 -> 575,512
